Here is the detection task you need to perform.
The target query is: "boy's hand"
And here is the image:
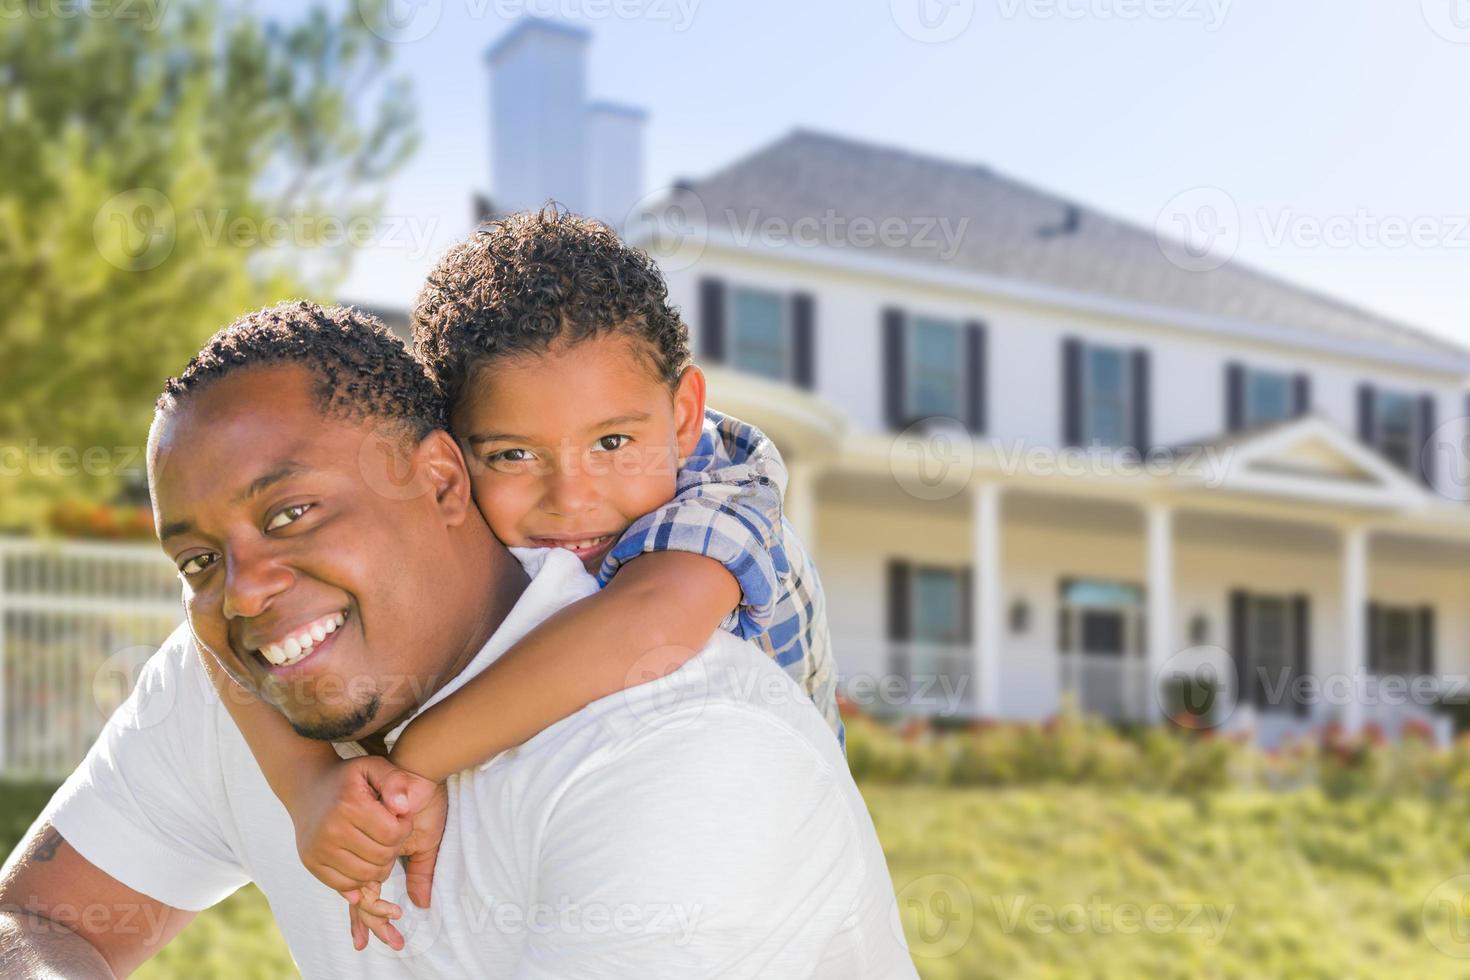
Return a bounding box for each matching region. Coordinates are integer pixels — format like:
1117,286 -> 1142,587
370,765 -> 449,910
290,755 -> 414,895
347,879 -> 404,952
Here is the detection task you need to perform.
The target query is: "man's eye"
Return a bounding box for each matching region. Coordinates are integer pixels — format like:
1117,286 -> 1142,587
594,434 -> 631,452
179,553 -> 217,576
265,504 -> 311,531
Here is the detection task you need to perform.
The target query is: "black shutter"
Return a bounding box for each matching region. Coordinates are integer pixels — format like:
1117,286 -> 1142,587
1131,348 -> 1151,456
1291,594 -> 1310,719
1226,362 -> 1245,432
1419,606 -> 1436,677
1357,384 -> 1376,444
792,292 -> 816,390
699,278 -> 726,363
1292,374 -> 1312,417
1063,337 -> 1083,446
1230,590 -> 1250,709
1419,395 -> 1437,488
965,321 -> 987,434
883,308 -> 906,430
1366,602 -> 1381,675
887,560 -> 912,679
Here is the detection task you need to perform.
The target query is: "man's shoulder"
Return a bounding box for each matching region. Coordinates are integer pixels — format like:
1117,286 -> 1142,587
493,631 -> 841,790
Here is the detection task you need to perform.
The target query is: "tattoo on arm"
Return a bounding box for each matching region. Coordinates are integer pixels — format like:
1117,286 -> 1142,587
33,830 -> 62,863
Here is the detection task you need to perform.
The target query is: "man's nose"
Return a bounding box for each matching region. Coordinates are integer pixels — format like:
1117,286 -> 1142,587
221,544 -> 294,621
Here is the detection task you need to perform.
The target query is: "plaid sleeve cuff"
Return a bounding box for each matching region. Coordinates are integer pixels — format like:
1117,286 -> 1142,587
599,488 -> 789,640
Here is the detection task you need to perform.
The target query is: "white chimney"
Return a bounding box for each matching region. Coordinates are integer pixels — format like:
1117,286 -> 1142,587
586,102 -> 646,230
485,19 -> 591,215
485,19 -> 646,225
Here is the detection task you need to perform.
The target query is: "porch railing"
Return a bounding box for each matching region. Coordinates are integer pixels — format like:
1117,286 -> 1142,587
837,638 -> 976,718
1058,650 -> 1151,723
0,537 -> 183,779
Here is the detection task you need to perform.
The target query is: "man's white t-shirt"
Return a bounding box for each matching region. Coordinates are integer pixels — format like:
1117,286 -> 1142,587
36,547 -> 917,978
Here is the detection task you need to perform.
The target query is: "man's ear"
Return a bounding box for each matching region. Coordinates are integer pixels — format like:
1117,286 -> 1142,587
414,430 -> 474,527
672,366 -> 707,462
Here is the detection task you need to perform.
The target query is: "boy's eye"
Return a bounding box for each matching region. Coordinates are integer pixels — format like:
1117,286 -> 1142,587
265,504 -> 311,531
487,447 -> 535,463
593,434 -> 631,452
179,552 -> 218,577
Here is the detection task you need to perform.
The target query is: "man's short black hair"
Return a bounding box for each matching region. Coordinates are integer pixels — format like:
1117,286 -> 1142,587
157,300 -> 445,438
411,205 -> 691,411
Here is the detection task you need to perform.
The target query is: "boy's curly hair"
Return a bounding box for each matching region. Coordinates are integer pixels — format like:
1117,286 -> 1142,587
411,205 -> 690,409
158,300 -> 445,439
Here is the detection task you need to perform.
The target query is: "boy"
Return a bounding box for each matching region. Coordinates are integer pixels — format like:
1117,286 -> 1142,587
208,207 -> 841,950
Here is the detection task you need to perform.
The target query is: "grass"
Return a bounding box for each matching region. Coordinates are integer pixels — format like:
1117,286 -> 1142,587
6,780 -> 1470,978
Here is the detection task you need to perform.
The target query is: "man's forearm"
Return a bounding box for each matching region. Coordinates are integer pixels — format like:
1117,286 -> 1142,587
0,910 -> 116,980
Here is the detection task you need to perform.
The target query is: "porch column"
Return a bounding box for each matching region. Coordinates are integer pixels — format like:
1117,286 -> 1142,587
1341,525 -> 1368,732
785,461 -> 818,562
973,482 -> 1003,717
1145,503 -> 1174,722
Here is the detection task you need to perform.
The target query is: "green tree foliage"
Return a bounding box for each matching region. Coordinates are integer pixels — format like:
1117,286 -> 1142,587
0,1 -> 418,529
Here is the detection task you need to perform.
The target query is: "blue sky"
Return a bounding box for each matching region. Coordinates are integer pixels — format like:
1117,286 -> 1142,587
253,0 -> 1470,347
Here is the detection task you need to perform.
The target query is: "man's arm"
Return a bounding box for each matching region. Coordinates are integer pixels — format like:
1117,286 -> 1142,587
0,823 -> 195,978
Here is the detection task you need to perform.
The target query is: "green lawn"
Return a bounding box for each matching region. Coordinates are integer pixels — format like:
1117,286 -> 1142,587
6,781 -> 1470,978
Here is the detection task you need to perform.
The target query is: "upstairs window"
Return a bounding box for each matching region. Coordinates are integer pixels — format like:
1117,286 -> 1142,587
907,317 -> 966,420
728,286 -> 789,381
1082,344 -> 1133,448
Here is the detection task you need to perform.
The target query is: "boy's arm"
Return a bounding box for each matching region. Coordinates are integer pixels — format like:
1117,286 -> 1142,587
198,644 -> 341,808
390,550 -> 740,783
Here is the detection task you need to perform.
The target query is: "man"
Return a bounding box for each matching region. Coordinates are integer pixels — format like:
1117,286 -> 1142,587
0,302 -> 916,978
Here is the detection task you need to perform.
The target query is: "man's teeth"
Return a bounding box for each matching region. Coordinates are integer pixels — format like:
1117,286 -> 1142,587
259,612 -> 346,667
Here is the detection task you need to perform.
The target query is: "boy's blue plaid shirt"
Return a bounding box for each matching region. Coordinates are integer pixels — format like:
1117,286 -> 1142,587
596,408 -> 844,749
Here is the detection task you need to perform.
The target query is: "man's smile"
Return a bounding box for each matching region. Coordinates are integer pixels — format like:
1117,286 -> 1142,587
243,609 -> 349,671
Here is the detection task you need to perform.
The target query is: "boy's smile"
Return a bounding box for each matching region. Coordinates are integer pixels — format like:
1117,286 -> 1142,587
451,331 -> 706,573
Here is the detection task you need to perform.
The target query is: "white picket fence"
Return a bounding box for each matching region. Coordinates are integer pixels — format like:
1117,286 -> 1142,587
0,537 -> 184,779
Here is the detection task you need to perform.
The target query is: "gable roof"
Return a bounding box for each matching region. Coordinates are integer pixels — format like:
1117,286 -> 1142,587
678,129 -> 1469,370
1167,414 -> 1430,511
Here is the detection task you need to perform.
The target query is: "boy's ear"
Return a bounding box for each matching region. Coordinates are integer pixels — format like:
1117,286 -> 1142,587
414,429 -> 474,527
672,366 -> 707,461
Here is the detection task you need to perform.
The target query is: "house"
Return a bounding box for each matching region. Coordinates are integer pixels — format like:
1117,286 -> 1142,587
398,18 -> 1470,744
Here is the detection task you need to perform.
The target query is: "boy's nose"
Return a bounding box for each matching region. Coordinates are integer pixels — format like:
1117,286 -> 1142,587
541,472 -> 599,516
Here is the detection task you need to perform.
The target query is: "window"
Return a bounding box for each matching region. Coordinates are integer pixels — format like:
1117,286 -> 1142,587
1368,604 -> 1431,677
907,317 -> 965,419
1244,369 -> 1292,426
913,568 -> 965,644
1375,391 -> 1418,472
1247,596 -> 1293,712
1058,579 -> 1144,656
728,286 -> 788,380
1082,344 -> 1132,448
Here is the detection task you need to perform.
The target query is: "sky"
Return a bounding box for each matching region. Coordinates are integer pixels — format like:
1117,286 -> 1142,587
249,0 -> 1470,347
